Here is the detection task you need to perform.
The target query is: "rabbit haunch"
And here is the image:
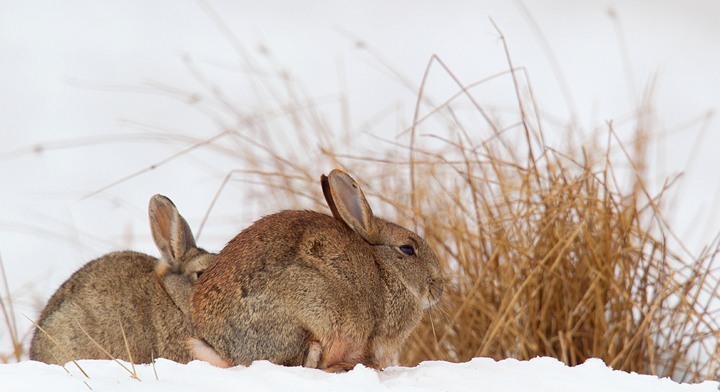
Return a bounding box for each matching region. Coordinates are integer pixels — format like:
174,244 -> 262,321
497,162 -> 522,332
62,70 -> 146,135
190,169 -> 443,371
29,194 -> 215,365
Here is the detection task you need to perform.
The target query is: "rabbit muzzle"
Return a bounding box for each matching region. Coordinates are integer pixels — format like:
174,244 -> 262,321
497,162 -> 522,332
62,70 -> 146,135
423,276 -> 443,308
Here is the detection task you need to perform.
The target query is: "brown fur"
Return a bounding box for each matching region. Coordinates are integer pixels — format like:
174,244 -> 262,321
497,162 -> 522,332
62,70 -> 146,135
190,170 -> 443,370
29,194 -> 216,365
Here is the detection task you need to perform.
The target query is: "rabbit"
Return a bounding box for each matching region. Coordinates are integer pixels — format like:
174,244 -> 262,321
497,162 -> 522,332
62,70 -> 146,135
188,169 -> 443,372
29,194 -> 216,365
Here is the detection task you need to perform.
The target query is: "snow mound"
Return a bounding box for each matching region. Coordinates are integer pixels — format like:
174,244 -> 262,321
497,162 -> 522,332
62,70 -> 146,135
1,356 -> 717,392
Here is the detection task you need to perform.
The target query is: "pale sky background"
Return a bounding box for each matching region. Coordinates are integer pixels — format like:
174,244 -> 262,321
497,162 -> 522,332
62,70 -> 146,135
1,0 -> 720,354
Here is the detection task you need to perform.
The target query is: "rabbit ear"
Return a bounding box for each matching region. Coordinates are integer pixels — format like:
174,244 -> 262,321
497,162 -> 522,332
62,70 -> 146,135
323,170 -> 381,244
321,174 -> 340,220
149,194 -> 197,264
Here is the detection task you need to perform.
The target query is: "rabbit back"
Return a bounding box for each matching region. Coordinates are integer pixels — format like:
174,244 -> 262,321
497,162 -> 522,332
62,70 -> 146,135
191,209 -> 387,368
190,170 -> 442,371
29,194 -> 215,365
29,251 -> 193,364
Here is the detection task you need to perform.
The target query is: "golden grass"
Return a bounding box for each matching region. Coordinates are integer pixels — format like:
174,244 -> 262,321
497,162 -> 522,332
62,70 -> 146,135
0,255 -> 24,363
398,128 -> 720,381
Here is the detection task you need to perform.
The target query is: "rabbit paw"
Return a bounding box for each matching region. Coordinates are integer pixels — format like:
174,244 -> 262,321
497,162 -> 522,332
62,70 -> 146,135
304,339 -> 322,368
323,362 -> 358,373
186,337 -> 231,368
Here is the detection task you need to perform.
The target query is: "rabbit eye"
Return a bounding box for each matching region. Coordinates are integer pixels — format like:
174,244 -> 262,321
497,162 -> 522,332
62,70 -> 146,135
399,245 -> 415,256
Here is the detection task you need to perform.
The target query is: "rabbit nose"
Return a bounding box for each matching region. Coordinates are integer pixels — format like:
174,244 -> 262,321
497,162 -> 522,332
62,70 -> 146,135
428,277 -> 443,300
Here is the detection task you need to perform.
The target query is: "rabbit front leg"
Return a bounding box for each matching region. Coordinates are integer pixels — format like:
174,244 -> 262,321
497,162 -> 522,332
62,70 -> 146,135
303,339 -> 322,368
186,337 -> 232,368
315,332 -> 380,372
300,340 -> 356,373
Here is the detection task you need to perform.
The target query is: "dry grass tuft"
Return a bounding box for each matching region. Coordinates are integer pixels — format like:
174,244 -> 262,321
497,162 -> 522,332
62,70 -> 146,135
398,126 -> 720,382
0,255 -> 24,363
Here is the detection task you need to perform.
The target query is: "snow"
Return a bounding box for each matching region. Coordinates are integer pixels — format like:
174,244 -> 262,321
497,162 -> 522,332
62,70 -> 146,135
1,357 -> 717,392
